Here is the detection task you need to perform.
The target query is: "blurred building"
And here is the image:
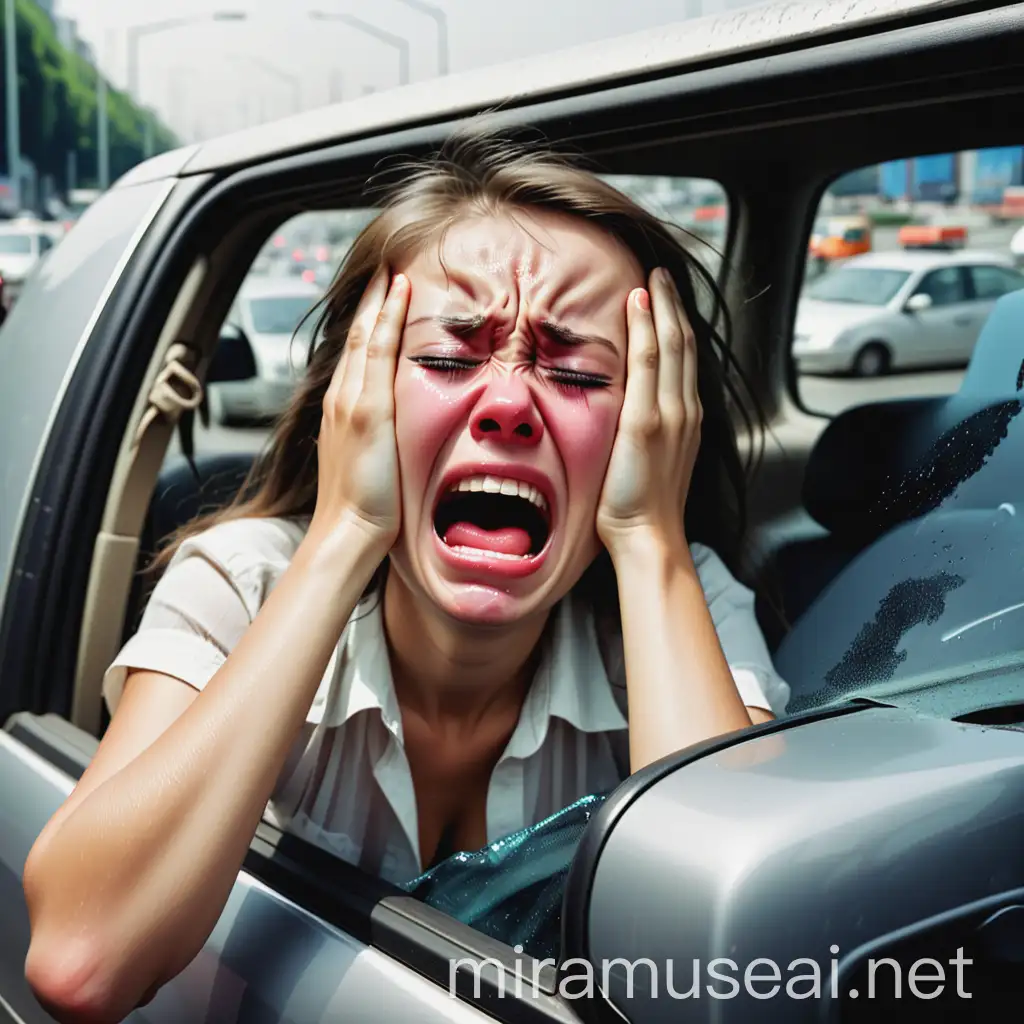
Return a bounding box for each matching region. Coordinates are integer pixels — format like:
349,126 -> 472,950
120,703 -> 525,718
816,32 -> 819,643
55,14 -> 95,66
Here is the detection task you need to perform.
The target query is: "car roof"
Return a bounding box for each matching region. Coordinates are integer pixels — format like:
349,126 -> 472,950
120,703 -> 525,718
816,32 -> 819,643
839,250 -> 1017,272
115,0 -> 955,182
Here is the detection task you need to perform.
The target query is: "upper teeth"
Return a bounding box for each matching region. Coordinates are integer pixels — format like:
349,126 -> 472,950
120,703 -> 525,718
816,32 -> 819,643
452,475 -> 548,512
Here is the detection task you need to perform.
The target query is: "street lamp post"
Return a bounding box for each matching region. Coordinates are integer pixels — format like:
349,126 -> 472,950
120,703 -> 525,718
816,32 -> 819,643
308,10 -> 410,87
126,10 -> 248,156
97,29 -> 116,191
392,0 -> 448,76
4,0 -> 21,210
127,11 -> 248,101
97,71 -> 108,189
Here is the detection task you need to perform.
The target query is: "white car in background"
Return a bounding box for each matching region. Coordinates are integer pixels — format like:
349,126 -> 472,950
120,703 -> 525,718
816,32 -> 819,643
792,249 -> 1024,376
207,276 -> 322,424
0,224 -> 56,308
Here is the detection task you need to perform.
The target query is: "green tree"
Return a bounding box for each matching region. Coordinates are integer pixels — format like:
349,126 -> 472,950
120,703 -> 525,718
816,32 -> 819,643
1,0 -> 178,195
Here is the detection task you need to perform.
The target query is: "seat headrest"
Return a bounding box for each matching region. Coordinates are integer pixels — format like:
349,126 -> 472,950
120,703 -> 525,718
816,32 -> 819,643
803,289 -> 1024,543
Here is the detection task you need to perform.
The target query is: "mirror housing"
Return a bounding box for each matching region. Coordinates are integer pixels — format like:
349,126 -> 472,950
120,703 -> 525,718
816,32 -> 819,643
208,323 -> 257,383
563,705 -> 1024,1022
905,292 -> 933,313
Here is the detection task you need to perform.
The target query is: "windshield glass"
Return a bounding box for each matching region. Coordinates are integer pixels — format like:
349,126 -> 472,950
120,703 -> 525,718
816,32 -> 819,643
247,295 -> 317,335
805,266 -> 911,305
0,234 -> 33,255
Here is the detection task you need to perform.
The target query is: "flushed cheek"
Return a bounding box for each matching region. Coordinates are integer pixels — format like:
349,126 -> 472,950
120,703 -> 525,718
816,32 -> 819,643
541,393 -> 622,499
394,367 -> 478,507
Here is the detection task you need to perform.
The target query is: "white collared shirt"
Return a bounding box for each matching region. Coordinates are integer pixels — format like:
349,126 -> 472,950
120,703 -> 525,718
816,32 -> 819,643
103,516 -> 790,885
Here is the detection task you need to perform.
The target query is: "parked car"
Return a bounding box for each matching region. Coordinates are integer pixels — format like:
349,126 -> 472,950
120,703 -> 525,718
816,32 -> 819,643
3,2 -> 1024,1023
0,224 -> 55,307
808,213 -> 873,269
792,249 -> 1024,376
207,276 -> 321,424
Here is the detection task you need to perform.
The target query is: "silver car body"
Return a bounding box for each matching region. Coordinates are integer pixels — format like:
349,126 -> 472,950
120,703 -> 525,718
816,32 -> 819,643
209,276 -> 322,423
792,249 -> 1024,374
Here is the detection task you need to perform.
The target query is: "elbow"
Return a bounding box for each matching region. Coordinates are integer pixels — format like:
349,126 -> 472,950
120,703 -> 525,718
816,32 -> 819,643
25,936 -> 128,1024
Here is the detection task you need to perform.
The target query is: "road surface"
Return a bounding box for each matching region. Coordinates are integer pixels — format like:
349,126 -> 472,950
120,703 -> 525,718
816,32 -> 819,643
797,368 -> 963,416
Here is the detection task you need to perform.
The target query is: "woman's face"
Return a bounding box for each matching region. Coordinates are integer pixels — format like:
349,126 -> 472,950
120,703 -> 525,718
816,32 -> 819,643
389,207 -> 645,626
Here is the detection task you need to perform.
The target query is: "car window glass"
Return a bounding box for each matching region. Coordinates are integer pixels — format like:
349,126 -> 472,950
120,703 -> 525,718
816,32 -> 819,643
913,266 -> 966,305
0,234 -> 33,254
795,143 -> 1023,417
248,295 -> 319,335
804,266 -> 910,305
970,264 -> 1024,300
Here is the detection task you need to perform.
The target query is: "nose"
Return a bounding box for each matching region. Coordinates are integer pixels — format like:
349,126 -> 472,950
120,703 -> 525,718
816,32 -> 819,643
470,376 -> 544,447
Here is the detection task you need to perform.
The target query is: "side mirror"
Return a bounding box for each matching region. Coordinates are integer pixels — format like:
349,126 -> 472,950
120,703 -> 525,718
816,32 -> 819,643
208,323 -> 257,383
905,292 -> 933,313
564,706 -> 1024,1022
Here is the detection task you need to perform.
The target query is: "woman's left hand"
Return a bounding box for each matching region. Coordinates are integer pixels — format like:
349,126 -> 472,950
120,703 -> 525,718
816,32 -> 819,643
597,266 -> 701,562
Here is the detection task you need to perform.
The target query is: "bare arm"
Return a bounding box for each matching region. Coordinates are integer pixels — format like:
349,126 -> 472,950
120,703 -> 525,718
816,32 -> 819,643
23,270 -> 410,1023
598,269 -> 771,773
614,534 -> 761,770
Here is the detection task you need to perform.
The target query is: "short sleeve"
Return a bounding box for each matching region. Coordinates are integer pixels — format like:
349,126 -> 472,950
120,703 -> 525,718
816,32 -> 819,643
101,517 -> 304,715
690,543 -> 791,715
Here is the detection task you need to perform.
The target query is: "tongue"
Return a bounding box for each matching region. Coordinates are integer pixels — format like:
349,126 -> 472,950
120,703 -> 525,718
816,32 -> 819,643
444,521 -> 532,556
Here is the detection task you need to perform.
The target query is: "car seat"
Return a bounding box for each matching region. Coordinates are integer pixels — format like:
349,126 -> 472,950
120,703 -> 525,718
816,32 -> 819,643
126,451 -> 257,638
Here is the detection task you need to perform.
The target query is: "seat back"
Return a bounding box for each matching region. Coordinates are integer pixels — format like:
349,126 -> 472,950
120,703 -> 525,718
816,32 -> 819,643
127,451 -> 258,636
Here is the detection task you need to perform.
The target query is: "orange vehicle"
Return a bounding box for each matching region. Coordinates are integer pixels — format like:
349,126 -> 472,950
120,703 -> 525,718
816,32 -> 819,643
897,223 -> 967,249
808,215 -> 872,262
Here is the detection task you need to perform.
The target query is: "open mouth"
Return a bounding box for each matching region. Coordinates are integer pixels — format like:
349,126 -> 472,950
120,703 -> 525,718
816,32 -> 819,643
434,475 -> 552,560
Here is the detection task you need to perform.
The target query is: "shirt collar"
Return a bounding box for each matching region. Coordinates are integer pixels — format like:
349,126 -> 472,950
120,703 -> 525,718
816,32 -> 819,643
503,590 -> 628,761
326,590 -> 628,751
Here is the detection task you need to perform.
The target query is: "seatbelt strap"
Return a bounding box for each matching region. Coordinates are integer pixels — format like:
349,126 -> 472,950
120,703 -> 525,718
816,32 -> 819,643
115,341 -> 204,538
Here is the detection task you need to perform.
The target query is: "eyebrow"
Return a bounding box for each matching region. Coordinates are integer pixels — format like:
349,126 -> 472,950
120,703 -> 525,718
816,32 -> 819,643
406,313 -> 618,354
406,313 -> 487,333
540,319 -> 619,355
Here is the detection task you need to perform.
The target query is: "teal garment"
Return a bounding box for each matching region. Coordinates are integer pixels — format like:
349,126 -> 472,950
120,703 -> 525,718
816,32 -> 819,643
399,793 -> 609,961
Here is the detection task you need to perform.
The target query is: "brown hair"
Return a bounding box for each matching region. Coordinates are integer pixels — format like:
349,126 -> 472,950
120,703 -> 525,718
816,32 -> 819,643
153,126 -> 765,618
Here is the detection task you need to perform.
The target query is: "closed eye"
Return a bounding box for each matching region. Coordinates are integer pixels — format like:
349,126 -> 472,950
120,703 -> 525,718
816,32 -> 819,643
410,355 -> 482,376
548,370 -> 610,389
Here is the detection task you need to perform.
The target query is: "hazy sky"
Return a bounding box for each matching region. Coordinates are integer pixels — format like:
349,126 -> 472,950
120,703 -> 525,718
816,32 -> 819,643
53,0 -> 766,140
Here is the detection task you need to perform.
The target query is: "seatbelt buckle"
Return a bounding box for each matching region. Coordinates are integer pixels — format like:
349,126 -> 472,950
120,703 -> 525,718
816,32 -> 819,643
131,343 -> 204,449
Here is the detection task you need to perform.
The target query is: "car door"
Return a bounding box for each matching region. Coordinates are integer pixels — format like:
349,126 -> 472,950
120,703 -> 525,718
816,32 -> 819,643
903,265 -> 977,366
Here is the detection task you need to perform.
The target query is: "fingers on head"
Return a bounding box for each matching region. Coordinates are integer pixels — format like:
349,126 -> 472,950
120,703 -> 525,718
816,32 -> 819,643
623,286 -> 660,434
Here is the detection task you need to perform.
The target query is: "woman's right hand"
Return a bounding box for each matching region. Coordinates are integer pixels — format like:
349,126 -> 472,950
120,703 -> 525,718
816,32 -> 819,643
309,269 -> 410,552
